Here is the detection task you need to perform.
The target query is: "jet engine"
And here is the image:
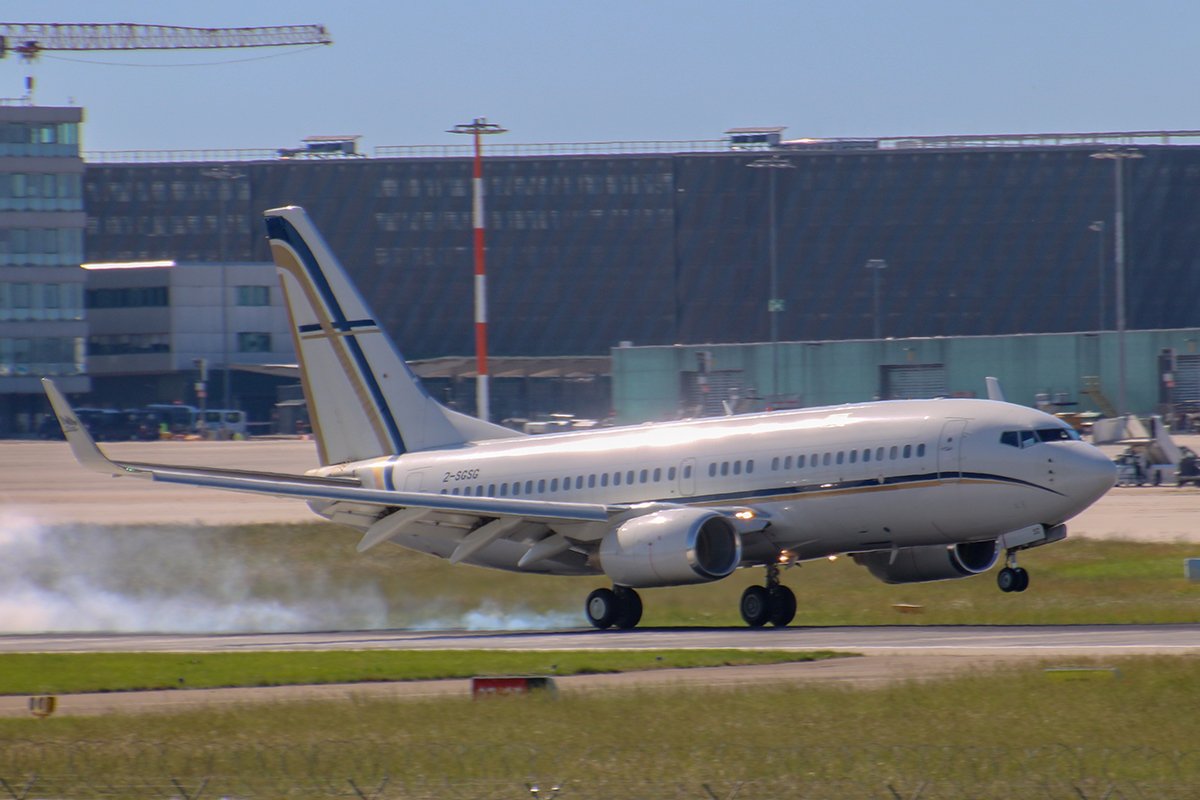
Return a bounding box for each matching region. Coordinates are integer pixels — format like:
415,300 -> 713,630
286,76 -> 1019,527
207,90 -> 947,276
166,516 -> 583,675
854,540 -> 999,584
598,507 -> 742,588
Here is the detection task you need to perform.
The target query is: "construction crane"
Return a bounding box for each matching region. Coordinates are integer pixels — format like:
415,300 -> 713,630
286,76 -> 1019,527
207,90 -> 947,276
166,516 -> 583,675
0,22 -> 332,61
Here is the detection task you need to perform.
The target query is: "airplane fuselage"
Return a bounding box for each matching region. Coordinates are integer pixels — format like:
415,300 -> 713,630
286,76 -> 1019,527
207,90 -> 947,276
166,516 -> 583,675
318,397 -> 1113,574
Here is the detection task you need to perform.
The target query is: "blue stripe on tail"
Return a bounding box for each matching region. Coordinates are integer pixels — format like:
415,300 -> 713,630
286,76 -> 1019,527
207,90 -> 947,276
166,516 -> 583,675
265,214 -> 407,455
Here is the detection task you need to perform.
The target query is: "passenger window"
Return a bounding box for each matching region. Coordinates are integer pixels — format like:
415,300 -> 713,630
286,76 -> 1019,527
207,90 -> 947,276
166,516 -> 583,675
669,466 -> 678,480
613,472 -> 621,486
488,484 -> 496,495
550,478 -> 558,492
653,468 -> 662,482
798,454 -> 806,468
823,453 -> 831,466
903,445 -> 912,458
721,462 -> 729,476
836,452 -> 845,465
890,446 -> 898,460
500,483 -> 509,497
526,480 -> 534,494
849,450 -> 857,464
600,473 -> 609,487
863,448 -> 871,463
876,447 -> 885,461
733,461 -> 742,475
683,465 -> 692,478
588,474 -> 596,488
771,457 -> 780,471
639,469 -> 648,483
784,455 -> 792,470
917,444 -> 926,457
537,479 -> 546,493
709,463 -> 717,477
746,459 -> 754,474
626,470 -> 634,484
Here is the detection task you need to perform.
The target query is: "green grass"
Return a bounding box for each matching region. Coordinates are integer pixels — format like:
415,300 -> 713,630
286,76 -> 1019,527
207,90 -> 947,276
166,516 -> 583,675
2,656 -> 1199,798
93,522 -> 1200,627
25,522 -> 1200,630
0,649 -> 839,695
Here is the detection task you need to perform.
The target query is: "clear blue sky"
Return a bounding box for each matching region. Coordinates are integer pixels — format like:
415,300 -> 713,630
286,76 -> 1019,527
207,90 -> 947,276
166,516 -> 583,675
3,1 -> 1195,153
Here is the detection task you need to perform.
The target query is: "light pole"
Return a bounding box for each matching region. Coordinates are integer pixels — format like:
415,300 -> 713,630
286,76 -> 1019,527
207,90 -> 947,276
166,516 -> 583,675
1088,220 -> 1106,330
865,259 -> 888,340
448,118 -> 506,422
1090,149 -> 1143,415
200,165 -> 245,414
747,155 -> 794,400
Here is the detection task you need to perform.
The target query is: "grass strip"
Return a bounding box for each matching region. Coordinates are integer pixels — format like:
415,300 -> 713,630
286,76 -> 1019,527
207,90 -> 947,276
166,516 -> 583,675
0,649 -> 841,695
1,656 -> 1198,795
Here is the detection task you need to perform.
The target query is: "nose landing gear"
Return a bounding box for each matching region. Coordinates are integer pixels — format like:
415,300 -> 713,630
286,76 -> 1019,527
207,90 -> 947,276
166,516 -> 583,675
740,562 -> 796,627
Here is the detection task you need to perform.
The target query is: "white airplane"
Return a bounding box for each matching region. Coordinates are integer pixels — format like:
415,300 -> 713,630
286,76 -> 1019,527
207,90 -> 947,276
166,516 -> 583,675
44,205 -> 1117,630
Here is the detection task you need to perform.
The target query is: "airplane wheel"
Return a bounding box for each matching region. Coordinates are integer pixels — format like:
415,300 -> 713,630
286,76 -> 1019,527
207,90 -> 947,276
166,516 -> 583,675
1012,567 -> 1030,593
997,567 -> 1018,593
740,585 -> 770,627
586,588 -> 619,629
613,586 -> 643,629
768,585 -> 797,627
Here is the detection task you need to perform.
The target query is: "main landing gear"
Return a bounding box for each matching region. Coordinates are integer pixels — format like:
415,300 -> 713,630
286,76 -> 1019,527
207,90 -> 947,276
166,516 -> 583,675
585,586 -> 643,630
996,550 -> 1030,593
740,562 -> 796,628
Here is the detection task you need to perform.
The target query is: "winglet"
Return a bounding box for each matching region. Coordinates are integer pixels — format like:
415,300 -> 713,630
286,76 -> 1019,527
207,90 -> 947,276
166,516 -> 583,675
41,378 -> 127,476
985,377 -> 1006,402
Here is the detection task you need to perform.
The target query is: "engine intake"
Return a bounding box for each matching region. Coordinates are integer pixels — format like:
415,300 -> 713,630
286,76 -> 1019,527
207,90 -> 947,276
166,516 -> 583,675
854,540 -> 999,584
598,508 -> 742,588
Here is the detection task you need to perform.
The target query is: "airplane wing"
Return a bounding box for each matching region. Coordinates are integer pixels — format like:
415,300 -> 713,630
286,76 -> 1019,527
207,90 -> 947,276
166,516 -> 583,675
42,378 -> 611,526
43,379 -> 770,566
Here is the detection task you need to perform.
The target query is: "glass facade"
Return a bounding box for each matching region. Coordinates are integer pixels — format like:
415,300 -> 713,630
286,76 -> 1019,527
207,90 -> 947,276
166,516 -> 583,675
0,336 -> 85,376
0,105 -> 88,427
82,145 -> 1200,359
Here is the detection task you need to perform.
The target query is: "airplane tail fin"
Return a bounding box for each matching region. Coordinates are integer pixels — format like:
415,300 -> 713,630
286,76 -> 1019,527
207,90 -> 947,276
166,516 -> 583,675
264,206 -> 519,465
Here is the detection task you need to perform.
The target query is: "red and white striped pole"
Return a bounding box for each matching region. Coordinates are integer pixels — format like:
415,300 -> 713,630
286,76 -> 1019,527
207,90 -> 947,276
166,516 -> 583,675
449,117 -> 506,422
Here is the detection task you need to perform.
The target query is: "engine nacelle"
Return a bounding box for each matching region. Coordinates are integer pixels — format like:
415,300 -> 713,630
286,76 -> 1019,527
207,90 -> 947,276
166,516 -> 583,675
854,540 -> 999,585
598,508 -> 742,588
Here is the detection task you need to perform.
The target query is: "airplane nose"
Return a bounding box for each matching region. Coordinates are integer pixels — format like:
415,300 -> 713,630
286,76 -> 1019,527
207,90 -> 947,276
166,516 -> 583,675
1061,443 -> 1117,508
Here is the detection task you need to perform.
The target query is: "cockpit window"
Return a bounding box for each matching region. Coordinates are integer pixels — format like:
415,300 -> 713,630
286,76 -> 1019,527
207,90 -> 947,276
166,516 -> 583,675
1001,426 -> 1081,448
1036,427 -> 1080,442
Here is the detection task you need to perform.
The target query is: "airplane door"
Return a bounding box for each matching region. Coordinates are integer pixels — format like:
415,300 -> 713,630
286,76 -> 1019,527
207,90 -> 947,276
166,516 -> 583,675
404,470 -> 425,491
678,458 -> 696,497
937,419 -> 968,479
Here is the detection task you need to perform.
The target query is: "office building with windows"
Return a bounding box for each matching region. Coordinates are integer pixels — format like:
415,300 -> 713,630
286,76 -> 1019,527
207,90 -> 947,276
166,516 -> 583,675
83,260 -> 294,422
78,129 -> 1200,420
0,103 -> 87,434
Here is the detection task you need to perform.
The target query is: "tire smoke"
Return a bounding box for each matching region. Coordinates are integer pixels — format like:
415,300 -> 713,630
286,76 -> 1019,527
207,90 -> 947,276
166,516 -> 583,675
0,514 -> 581,633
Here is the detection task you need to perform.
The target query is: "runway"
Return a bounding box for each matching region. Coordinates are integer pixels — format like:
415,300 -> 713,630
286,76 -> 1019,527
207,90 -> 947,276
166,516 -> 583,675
4,623 -> 1200,655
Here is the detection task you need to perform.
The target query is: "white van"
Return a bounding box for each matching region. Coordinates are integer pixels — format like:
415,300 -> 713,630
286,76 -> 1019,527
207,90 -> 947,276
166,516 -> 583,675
201,409 -> 247,437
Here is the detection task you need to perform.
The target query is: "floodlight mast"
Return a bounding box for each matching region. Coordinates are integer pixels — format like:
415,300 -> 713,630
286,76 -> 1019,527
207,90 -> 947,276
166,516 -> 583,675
448,118 -> 507,423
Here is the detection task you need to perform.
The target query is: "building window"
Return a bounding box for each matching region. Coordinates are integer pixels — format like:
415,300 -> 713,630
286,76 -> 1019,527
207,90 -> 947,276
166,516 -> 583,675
236,285 -> 270,306
237,332 -> 271,353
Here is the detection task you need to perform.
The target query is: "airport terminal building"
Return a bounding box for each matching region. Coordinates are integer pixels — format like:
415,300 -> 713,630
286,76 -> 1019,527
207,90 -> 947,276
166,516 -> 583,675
10,120 -> 1200,431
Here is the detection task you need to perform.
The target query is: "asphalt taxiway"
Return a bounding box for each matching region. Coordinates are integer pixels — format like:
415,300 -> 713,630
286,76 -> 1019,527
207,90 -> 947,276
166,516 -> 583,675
3,623 -> 1199,655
